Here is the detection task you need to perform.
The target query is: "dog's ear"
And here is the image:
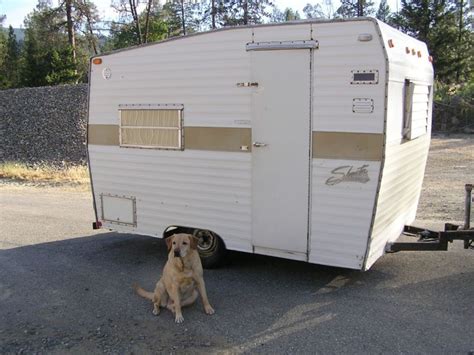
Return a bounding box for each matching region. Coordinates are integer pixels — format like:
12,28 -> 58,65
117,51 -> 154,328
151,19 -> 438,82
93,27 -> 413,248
166,236 -> 174,251
190,235 -> 199,250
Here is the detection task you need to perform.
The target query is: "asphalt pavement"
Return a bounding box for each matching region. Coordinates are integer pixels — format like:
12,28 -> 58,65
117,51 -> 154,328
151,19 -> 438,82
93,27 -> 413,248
0,185 -> 473,354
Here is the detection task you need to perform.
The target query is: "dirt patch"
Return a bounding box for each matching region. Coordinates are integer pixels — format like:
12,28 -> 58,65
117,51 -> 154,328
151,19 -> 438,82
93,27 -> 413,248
416,134 -> 473,225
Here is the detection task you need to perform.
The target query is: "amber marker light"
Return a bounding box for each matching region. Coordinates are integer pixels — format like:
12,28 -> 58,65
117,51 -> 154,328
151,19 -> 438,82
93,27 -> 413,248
429,56 -> 433,62
406,47 -> 410,54
417,51 -> 422,58
92,58 -> 102,65
388,39 -> 395,48
411,49 -> 416,55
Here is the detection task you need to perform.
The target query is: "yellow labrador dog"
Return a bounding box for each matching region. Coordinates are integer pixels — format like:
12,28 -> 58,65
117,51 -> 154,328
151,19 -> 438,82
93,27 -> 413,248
134,233 -> 215,323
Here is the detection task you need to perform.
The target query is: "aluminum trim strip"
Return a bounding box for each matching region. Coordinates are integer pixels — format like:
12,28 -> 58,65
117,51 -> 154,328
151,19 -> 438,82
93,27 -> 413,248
246,40 -> 319,51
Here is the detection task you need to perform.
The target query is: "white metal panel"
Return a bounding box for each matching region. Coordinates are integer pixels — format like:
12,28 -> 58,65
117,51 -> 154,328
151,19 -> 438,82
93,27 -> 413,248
89,145 -> 252,253
377,20 -> 433,84
364,21 -> 433,270
101,195 -> 136,225
252,24 -> 311,42
312,21 -> 386,134
366,134 -> 431,269
88,28 -> 253,128
250,49 -> 310,255
310,159 -> 380,269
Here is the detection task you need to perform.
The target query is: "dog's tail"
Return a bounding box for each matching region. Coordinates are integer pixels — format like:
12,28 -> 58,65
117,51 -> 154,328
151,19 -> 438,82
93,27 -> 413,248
133,283 -> 154,301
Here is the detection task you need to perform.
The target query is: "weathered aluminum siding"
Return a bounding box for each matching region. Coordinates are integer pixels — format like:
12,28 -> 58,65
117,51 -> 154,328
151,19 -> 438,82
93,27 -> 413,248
309,21 -> 385,269
88,28 -> 253,252
312,21 -> 386,133
310,159 -> 381,269
88,28 -> 253,127
89,145 -> 253,252
365,21 -> 433,269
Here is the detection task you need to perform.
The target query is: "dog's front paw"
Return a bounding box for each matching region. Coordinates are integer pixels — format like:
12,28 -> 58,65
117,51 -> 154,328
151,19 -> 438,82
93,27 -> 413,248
175,314 -> 184,323
204,305 -> 215,315
152,303 -> 160,316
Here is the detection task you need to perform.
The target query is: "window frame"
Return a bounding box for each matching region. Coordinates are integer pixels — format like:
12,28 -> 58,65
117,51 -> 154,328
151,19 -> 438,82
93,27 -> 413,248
118,104 -> 184,150
402,80 -> 430,141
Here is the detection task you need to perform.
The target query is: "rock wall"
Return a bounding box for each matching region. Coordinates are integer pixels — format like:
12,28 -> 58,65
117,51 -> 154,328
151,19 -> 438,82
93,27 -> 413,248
0,84 -> 88,166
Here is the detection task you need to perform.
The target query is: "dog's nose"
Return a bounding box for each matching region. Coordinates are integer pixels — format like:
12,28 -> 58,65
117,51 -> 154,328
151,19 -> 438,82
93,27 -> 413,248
174,249 -> 180,257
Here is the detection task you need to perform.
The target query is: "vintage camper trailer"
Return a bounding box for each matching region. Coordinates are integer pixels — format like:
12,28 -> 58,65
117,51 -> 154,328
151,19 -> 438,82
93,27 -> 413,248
87,18 -> 434,270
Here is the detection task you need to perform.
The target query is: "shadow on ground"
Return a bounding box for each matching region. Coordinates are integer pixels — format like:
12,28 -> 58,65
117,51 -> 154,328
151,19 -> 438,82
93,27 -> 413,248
0,233 -> 472,354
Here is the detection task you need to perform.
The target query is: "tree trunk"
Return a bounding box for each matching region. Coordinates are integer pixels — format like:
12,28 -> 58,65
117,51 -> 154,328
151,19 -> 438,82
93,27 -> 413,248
456,0 -> 464,81
65,0 -> 77,65
180,0 -> 186,35
144,0 -> 152,43
129,0 -> 142,44
243,0 -> 248,25
358,0 -> 364,16
211,0 -> 216,29
80,1 -> 98,55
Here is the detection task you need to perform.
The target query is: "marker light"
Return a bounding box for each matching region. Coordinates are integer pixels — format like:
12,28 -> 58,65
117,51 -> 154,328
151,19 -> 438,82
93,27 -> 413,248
92,58 -> 102,65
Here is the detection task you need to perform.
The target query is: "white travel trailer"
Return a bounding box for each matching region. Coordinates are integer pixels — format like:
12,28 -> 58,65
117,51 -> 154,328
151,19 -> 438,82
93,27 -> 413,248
87,18 -> 434,270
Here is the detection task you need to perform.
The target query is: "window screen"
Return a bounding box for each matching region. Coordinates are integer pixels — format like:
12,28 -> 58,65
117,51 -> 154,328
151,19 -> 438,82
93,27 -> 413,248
119,108 -> 183,149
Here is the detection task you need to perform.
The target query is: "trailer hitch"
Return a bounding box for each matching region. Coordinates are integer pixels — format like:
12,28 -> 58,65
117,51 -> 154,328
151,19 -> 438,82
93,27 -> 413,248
387,184 -> 473,252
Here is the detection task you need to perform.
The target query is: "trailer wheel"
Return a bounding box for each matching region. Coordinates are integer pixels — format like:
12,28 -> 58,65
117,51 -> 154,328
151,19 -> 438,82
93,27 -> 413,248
193,229 -> 226,269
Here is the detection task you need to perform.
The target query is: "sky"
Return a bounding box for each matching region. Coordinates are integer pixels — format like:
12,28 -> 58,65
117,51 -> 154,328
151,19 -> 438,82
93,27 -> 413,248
1,0 -> 400,28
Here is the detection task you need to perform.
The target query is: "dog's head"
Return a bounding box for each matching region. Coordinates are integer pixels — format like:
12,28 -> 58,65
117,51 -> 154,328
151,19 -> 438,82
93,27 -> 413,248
166,233 -> 199,258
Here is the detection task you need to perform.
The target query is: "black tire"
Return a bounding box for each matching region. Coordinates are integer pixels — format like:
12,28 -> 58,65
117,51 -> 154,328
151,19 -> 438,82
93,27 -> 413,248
193,229 -> 226,269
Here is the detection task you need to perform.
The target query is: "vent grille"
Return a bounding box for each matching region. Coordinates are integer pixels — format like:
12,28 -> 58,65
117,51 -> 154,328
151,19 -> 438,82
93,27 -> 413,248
352,98 -> 374,113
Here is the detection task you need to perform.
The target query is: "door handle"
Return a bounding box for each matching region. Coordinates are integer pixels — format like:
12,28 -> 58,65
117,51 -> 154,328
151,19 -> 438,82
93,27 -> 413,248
252,142 -> 268,148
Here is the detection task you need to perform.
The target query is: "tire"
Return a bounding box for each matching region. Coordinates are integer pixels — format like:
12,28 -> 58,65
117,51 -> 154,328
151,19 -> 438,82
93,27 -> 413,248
193,229 -> 226,269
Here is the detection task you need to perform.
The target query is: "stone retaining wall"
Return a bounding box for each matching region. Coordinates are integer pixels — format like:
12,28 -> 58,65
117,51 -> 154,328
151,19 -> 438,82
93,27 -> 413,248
0,84 -> 88,166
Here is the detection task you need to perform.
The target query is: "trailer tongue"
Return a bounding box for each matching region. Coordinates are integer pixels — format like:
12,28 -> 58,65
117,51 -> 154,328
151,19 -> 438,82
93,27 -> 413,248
388,184 -> 473,252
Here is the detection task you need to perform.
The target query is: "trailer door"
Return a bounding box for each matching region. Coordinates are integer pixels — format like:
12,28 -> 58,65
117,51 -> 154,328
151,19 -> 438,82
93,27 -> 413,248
250,47 -> 311,258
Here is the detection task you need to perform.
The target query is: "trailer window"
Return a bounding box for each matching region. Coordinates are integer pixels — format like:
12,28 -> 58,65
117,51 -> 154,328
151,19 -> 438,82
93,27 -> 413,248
403,80 -> 430,140
119,109 -> 183,149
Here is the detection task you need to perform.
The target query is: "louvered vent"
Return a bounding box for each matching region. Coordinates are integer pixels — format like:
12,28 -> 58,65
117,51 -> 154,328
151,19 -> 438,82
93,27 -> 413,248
352,98 -> 374,113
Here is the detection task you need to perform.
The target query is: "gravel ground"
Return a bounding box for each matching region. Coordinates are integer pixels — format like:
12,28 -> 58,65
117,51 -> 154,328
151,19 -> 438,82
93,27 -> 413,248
0,135 -> 473,354
417,134 -> 474,226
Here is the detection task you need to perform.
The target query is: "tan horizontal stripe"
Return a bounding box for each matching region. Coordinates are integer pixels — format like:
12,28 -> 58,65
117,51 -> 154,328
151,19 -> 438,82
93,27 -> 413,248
312,132 -> 383,161
88,124 -> 119,145
184,127 -> 251,152
88,124 -> 251,152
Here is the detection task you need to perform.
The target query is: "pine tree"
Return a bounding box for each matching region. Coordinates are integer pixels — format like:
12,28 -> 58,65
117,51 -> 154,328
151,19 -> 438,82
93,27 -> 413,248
376,0 -> 391,22
0,21 -> 7,87
453,0 -> 473,82
20,27 -> 49,87
283,8 -> 301,21
45,46 -> 79,85
1,26 -> 21,88
391,0 -> 467,83
335,0 -> 375,18
303,3 -> 325,19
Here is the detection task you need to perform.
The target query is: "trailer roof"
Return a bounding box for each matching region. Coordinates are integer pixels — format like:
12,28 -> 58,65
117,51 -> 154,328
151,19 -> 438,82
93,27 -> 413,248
93,17 -> 381,59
